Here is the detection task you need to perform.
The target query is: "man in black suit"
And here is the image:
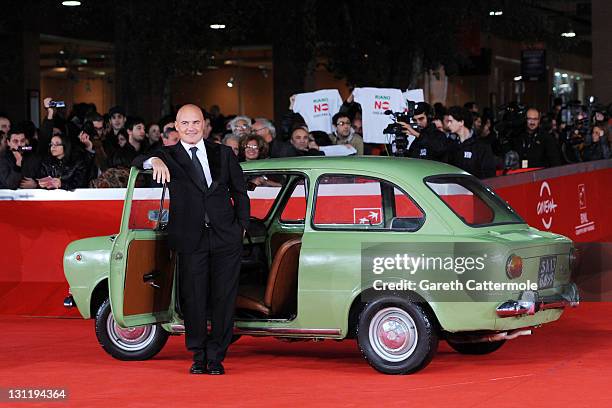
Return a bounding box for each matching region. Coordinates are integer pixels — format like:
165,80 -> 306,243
133,104 -> 249,375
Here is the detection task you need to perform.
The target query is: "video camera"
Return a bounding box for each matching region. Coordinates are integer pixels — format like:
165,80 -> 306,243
383,101 -> 417,157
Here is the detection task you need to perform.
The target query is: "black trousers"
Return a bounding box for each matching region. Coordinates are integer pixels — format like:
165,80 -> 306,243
178,228 -> 242,363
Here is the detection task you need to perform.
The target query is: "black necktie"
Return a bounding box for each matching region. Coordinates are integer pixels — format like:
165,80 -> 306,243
189,146 -> 208,189
190,146 -> 210,224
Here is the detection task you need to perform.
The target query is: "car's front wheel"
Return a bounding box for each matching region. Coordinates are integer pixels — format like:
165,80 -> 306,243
357,296 -> 438,374
95,299 -> 169,360
447,339 -> 506,355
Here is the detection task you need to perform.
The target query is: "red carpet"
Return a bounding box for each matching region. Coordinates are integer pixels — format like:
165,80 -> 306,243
1,303 -> 611,407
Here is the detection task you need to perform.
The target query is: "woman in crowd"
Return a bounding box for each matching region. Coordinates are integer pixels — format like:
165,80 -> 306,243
146,123 -> 161,151
37,133 -> 88,190
239,134 -> 268,161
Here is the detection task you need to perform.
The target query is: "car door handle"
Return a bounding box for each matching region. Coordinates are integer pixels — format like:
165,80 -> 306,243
143,271 -> 160,289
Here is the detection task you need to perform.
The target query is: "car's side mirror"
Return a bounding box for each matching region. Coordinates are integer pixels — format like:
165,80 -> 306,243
390,217 -> 423,232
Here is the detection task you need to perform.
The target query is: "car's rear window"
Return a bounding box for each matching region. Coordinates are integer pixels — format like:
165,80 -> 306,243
425,175 -> 524,227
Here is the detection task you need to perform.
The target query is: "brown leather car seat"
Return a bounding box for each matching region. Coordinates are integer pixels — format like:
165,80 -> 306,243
236,239 -> 301,317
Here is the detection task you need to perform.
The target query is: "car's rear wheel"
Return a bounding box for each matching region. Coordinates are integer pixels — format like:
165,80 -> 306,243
95,298 -> 169,360
357,296 -> 438,374
447,339 -> 506,355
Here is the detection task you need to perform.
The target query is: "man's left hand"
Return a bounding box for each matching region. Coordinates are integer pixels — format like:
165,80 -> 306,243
398,121 -> 420,137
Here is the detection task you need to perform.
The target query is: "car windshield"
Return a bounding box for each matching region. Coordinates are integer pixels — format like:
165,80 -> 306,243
425,175 -> 524,227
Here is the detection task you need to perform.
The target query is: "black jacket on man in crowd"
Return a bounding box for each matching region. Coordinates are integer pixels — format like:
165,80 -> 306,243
448,134 -> 497,179
0,149 -> 40,189
407,124 -> 450,161
511,128 -> 562,168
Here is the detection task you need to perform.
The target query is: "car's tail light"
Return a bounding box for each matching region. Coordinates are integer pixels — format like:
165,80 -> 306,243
506,254 -> 523,279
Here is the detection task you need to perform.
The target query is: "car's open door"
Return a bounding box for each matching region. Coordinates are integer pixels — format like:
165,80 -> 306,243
109,168 -> 176,328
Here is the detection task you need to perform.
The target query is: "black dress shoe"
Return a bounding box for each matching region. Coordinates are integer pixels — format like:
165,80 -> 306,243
190,362 -> 205,374
206,361 -> 225,375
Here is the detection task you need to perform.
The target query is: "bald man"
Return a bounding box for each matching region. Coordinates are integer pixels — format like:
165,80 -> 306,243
133,104 -> 249,375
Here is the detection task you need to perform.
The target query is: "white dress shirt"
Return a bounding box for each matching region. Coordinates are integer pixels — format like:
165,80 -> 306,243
143,138 -> 213,187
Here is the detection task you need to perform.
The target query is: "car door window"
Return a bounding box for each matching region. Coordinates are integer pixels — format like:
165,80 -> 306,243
280,178 -> 307,224
128,174 -> 169,230
313,174 -> 424,231
245,173 -> 287,220
425,175 -> 523,227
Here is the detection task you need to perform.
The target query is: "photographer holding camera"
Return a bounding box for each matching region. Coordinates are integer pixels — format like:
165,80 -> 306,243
397,102 -> 449,162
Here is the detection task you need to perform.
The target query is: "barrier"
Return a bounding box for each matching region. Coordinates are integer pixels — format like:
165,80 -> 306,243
1,160 -> 610,316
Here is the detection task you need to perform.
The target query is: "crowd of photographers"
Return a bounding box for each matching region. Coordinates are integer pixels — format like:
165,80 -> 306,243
1,94 -> 610,190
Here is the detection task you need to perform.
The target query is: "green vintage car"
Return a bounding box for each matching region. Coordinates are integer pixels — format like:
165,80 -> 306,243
63,157 -> 579,374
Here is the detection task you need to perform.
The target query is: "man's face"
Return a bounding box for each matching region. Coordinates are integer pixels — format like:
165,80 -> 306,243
335,116 -> 351,137
128,123 -> 146,142
224,138 -> 239,156
175,105 -> 204,145
413,113 -> 428,129
234,119 -> 250,136
291,129 -> 310,151
252,120 -> 273,143
526,109 -> 540,132
446,115 -> 463,134
111,113 -> 126,130
0,118 -> 10,134
443,115 -> 451,132
162,130 -> 180,146
93,120 -> 104,137
8,133 -> 26,150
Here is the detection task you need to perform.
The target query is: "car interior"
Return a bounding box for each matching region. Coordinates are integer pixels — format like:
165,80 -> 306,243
234,172 -> 306,321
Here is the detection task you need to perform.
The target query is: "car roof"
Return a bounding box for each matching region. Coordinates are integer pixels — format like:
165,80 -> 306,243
241,156 -> 468,180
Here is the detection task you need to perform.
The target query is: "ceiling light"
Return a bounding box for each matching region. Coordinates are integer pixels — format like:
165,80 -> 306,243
561,30 -> 576,38
489,10 -> 503,16
62,1 -> 81,6
513,75 -> 522,81
226,77 -> 234,88
210,24 -> 226,30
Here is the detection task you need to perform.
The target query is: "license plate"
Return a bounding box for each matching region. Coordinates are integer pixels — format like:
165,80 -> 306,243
538,256 -> 557,289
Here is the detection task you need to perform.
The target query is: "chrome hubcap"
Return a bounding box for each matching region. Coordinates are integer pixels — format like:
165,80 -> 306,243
368,307 -> 418,362
106,312 -> 157,352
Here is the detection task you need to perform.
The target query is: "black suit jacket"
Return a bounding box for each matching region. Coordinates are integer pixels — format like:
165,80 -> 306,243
133,140 -> 250,253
